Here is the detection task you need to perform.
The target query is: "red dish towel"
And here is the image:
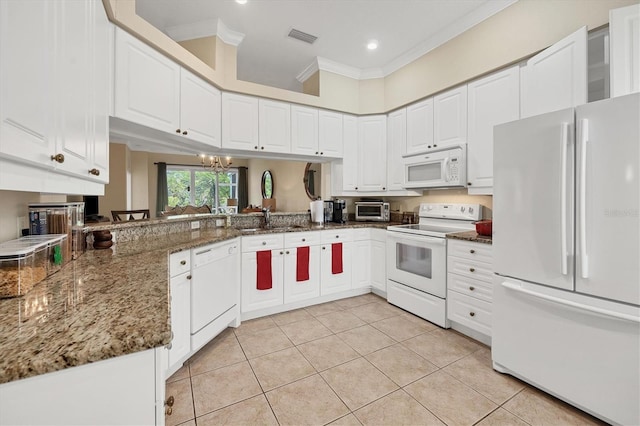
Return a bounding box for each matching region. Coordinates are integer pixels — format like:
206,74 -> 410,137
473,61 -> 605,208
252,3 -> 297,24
331,243 -> 343,275
296,246 -> 310,282
256,250 -> 272,290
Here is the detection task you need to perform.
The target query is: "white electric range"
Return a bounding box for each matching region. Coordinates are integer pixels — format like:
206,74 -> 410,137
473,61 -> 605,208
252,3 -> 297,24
386,203 -> 482,327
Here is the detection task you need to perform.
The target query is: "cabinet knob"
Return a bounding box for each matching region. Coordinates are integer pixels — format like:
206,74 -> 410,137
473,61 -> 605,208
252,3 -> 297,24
286,250 -> 290,254
261,146 -> 264,150
88,168 -> 100,176
186,275 -> 192,280
468,182 -> 472,186
50,153 -> 65,163
469,267 -> 475,272
182,131 -> 188,135
427,145 -> 432,149
433,144 -> 437,147
469,312 -> 475,317
470,249 -> 475,254
335,235 -> 339,239
320,152 -> 323,155
175,129 -> 181,134
315,151 -> 319,155
469,286 -> 475,291
180,260 -> 186,265
166,407 -> 173,416
280,251 -> 284,255
165,396 -> 175,407
302,238 -> 306,242
322,247 -> 326,250
255,146 -> 258,150
355,187 -> 358,190
382,187 -> 386,190
262,241 -> 266,245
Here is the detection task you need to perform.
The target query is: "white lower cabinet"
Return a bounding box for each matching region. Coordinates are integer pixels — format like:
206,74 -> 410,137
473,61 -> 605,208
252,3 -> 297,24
167,251 -> 191,377
241,234 -> 285,313
320,229 -> 353,295
446,239 -> 493,346
0,349 -> 164,425
352,229 -> 371,290
283,232 -> 321,303
370,229 -> 387,295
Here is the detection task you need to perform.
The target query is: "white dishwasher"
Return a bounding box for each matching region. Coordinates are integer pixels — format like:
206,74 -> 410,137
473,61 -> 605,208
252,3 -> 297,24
190,239 -> 239,350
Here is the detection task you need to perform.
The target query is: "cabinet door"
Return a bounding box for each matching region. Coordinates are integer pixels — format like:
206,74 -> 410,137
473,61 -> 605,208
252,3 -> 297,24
168,271 -> 190,375
406,98 -> 434,155
291,105 -> 319,156
318,110 -> 344,158
283,245 -> 321,303
370,239 -> 387,293
341,114 -> 358,191
352,240 -> 371,289
0,0 -> 56,168
434,86 -> 467,148
259,99 -> 291,154
320,242 -> 352,295
467,66 -> 520,193
387,108 -> 407,191
180,69 -> 221,148
114,28 -> 180,133
241,250 -> 284,313
610,4 -> 640,98
521,27 -> 587,118
222,93 -> 259,151
357,115 -> 387,191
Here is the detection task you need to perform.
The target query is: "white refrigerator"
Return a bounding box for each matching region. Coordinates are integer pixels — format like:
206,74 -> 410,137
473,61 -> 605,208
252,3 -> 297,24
492,93 -> 640,426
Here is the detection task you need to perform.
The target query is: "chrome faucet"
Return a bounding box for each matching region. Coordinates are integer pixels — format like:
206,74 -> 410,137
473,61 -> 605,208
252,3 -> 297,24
262,206 -> 271,229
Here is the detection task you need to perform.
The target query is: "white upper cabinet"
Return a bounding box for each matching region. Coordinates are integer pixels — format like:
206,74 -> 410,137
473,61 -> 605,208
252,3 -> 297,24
180,69 -> 221,148
259,99 -> 291,154
0,0 -> 109,191
357,115 -> 387,191
222,93 -> 259,151
387,108 -> 407,191
521,27 -> 587,118
291,105 -> 319,156
318,110 -> 344,158
610,4 -> 640,98
467,66 -> 520,194
341,115 -> 358,191
434,85 -> 467,148
405,98 -> 434,155
114,27 -> 180,133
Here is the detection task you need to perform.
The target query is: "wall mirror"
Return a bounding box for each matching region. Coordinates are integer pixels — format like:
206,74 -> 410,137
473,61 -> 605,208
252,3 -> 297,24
261,170 -> 274,198
303,163 -> 321,200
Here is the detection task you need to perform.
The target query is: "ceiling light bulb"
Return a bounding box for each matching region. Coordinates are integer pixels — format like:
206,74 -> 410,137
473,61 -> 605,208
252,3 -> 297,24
367,40 -> 378,50
235,0 -> 247,4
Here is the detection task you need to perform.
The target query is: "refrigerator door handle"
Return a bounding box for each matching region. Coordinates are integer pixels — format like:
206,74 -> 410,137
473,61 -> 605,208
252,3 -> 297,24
501,281 -> 639,323
560,122 -> 570,275
578,119 -> 589,278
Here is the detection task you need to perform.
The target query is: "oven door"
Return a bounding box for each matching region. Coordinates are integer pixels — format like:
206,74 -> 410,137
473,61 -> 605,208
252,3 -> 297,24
386,231 -> 447,298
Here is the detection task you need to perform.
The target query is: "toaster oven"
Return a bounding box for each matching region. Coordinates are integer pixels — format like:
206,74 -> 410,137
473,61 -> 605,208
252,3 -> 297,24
355,202 -> 390,222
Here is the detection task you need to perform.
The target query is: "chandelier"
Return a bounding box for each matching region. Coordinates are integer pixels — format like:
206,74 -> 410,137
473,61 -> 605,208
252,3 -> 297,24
199,154 -> 232,173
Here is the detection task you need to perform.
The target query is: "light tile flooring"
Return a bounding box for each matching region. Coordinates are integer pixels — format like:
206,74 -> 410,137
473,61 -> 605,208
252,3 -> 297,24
165,294 -> 604,426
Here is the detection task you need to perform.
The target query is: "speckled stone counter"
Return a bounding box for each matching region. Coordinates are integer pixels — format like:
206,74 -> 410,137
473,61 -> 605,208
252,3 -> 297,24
447,230 -> 493,244
0,221 -> 396,385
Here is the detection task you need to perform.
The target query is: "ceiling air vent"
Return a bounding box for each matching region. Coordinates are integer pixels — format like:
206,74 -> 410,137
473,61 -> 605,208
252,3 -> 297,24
288,28 -> 318,44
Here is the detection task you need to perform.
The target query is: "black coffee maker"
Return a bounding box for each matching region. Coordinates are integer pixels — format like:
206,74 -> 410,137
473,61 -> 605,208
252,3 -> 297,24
332,199 -> 347,223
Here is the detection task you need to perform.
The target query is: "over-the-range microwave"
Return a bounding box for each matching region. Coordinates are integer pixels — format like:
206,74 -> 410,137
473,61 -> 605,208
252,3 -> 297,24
403,145 -> 467,189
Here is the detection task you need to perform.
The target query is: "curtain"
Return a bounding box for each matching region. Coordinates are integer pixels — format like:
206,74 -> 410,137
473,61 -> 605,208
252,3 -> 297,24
238,166 -> 249,211
156,162 -> 168,217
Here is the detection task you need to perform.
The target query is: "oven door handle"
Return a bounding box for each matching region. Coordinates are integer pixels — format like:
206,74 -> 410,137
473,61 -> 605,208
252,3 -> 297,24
387,232 -> 446,246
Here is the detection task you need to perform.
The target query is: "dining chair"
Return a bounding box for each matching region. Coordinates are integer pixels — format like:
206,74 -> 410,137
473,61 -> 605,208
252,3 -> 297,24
111,209 -> 150,221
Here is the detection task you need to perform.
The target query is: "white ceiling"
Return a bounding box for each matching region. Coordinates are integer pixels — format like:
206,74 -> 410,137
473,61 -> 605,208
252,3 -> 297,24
136,0 -> 516,92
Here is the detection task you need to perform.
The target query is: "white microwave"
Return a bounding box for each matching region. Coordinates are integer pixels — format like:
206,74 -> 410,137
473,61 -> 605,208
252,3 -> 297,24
403,145 -> 467,189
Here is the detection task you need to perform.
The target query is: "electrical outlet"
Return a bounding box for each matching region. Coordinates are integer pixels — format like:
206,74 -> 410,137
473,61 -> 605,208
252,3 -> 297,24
190,221 -> 200,230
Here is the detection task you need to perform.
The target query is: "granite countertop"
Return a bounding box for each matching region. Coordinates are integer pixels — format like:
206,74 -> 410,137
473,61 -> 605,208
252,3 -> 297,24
447,230 -> 493,245
0,222 -> 396,385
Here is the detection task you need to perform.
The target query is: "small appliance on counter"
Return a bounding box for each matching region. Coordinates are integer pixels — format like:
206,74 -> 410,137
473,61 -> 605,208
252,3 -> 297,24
332,199 -> 347,224
355,199 -> 390,222
323,200 -> 334,223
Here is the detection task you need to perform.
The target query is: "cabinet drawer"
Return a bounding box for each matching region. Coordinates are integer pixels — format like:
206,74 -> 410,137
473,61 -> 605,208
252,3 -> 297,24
448,239 -> 493,263
447,273 -> 493,303
448,256 -> 493,283
242,234 -> 284,252
284,231 -> 320,248
447,290 -> 492,337
352,228 -> 371,241
321,229 -> 353,244
169,251 -> 190,277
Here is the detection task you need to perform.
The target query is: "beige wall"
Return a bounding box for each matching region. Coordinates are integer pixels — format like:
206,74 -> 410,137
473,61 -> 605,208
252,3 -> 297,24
99,143 -> 130,219
179,36 -> 217,69
302,71 -> 320,96
390,190 -> 494,219
0,191 -> 68,242
247,159 -> 310,212
104,0 -> 637,114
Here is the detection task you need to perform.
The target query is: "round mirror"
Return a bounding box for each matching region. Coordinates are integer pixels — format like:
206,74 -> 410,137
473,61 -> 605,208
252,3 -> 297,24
261,170 -> 274,198
303,163 -> 321,200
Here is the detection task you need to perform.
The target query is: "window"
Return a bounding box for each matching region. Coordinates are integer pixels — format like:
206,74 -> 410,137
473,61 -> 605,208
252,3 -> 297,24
167,166 -> 238,213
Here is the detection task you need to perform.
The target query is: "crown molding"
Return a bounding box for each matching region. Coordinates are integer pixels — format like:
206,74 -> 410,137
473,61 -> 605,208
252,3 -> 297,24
165,18 -> 245,46
296,60 -> 319,83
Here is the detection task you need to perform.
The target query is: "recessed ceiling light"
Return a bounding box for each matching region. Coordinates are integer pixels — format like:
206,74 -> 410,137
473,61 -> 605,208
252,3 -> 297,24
235,0 -> 247,4
367,40 -> 378,50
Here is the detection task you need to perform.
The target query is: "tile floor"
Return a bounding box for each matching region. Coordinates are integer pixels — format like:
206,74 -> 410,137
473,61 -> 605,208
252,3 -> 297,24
165,294 -> 605,426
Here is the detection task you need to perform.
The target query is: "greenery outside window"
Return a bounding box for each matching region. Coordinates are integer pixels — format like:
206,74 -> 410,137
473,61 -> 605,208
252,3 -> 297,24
167,166 -> 238,213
